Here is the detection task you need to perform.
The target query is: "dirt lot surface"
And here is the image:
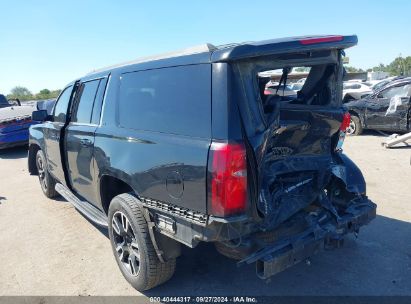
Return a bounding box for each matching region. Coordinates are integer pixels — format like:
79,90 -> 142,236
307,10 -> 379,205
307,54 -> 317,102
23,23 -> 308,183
0,132 -> 410,296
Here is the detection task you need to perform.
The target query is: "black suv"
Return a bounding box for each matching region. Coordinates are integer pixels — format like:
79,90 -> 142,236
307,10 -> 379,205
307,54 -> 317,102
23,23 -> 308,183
28,35 -> 376,291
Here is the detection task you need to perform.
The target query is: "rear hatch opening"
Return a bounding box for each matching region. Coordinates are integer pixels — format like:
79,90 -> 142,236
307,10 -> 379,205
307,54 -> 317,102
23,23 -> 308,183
216,45 -> 377,278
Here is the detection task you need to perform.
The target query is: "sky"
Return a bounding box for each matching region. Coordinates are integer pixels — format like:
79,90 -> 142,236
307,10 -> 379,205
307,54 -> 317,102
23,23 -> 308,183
1,0 -> 411,94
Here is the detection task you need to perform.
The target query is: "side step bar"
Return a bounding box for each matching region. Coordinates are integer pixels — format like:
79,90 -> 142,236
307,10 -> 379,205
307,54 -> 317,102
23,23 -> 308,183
55,183 -> 108,227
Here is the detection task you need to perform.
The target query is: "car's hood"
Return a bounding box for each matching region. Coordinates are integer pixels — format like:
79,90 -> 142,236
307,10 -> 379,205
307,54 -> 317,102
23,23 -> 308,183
343,98 -> 367,109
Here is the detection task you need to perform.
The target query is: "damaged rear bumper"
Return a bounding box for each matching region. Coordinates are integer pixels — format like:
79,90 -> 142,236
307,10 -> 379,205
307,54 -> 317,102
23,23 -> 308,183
238,198 -> 376,279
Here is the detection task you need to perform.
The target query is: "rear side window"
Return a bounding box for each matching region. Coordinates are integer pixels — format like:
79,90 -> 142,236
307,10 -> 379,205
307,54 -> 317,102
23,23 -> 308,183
73,80 -> 100,123
53,86 -> 73,123
118,64 -> 211,138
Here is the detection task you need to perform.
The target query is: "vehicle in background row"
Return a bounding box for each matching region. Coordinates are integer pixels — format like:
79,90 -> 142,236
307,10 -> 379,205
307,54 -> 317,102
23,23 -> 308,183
0,97 -> 55,149
264,83 -> 297,98
344,77 -> 411,135
342,81 -> 372,103
28,35 -> 376,291
0,94 -> 21,108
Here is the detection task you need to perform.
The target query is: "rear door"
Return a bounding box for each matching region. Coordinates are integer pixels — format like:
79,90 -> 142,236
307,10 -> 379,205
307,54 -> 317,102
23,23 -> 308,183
43,85 -> 74,183
365,83 -> 411,130
65,77 -> 107,204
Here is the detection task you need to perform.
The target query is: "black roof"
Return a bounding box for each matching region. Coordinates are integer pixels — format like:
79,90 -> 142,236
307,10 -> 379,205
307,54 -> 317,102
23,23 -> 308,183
85,35 -> 357,79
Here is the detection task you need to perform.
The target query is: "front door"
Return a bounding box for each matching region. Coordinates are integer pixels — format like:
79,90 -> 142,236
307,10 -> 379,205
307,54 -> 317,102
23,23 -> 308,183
366,83 -> 411,131
43,85 -> 74,184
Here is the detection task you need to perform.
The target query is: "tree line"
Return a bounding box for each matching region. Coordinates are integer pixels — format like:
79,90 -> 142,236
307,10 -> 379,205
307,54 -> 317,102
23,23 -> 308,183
345,55 -> 411,76
6,86 -> 61,101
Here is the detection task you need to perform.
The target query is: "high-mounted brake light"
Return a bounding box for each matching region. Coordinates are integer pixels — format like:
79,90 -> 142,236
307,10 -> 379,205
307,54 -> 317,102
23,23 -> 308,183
208,142 -> 247,217
299,35 -> 343,45
340,112 -> 351,131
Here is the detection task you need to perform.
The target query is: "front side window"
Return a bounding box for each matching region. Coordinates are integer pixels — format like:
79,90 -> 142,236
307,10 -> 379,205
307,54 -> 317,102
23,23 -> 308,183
53,86 -> 73,123
380,84 -> 411,99
118,64 -> 211,138
73,80 -> 101,123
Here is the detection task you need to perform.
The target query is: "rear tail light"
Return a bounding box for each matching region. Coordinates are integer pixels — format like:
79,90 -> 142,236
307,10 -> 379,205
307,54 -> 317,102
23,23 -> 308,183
340,112 -> 351,131
335,112 -> 351,151
264,89 -> 271,95
207,142 -> 247,217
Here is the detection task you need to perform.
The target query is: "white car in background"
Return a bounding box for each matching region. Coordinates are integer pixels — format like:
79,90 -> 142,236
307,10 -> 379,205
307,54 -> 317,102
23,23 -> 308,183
342,81 -> 372,103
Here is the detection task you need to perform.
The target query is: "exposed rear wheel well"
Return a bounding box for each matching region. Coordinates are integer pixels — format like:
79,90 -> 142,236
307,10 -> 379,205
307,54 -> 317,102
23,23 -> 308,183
100,175 -> 133,214
28,144 -> 41,175
348,110 -> 361,123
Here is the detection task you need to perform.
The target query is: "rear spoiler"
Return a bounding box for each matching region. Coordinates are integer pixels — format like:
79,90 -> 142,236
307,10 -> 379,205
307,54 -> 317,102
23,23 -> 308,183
211,35 -> 357,62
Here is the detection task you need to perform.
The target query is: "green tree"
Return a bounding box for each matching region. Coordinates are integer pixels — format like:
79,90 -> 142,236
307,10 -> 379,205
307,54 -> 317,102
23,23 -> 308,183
386,56 -> 411,76
344,66 -> 364,73
7,86 -> 33,101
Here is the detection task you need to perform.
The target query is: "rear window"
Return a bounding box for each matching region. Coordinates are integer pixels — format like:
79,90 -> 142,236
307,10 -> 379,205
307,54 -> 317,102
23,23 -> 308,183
118,64 -> 211,138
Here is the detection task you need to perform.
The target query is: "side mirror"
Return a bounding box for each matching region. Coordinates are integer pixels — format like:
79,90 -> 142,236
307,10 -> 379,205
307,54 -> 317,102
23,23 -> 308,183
32,110 -> 49,122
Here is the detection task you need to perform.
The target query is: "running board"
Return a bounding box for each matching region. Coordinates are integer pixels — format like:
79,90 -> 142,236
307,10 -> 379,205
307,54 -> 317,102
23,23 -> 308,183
55,183 -> 108,227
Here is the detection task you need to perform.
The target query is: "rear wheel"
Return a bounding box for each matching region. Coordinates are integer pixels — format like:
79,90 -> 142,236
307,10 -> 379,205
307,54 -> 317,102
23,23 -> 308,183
35,150 -> 57,198
346,115 -> 363,136
108,193 -> 176,291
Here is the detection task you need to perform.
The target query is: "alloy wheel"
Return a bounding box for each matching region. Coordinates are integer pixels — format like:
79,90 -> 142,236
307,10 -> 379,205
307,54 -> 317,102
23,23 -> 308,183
346,119 -> 356,135
36,155 -> 48,191
112,211 -> 141,276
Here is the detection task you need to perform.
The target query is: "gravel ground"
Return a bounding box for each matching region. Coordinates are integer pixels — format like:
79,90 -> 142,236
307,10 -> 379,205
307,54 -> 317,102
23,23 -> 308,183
0,132 -> 410,296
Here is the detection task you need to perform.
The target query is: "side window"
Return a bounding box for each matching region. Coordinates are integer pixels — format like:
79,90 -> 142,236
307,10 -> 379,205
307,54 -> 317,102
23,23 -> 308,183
91,78 -> 108,125
380,84 -> 411,99
118,64 -> 211,138
73,80 -> 100,123
53,86 -> 73,123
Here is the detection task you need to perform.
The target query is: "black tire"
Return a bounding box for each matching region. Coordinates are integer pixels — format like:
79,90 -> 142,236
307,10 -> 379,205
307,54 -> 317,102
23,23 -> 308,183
35,150 -> 57,198
108,193 -> 176,291
347,115 -> 363,136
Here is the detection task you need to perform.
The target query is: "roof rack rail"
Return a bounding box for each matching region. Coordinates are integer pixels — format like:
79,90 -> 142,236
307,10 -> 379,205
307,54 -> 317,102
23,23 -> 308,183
88,43 -> 217,75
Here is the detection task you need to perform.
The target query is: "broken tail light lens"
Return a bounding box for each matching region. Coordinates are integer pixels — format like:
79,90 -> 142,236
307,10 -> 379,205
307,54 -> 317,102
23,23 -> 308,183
335,112 -> 351,151
207,142 -> 247,217
340,112 -> 351,131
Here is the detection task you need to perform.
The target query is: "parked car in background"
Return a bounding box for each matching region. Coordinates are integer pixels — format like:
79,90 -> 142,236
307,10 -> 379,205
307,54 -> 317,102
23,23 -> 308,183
366,78 -> 394,92
28,35 -> 375,291
0,103 -> 36,149
0,98 -> 55,149
342,81 -> 372,103
0,94 -> 21,108
264,83 -> 297,97
344,77 -> 411,135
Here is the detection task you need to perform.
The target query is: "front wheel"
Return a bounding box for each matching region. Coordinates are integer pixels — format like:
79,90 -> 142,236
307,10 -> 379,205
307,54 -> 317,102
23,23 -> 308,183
346,115 -> 363,136
35,150 -> 57,198
108,193 -> 176,291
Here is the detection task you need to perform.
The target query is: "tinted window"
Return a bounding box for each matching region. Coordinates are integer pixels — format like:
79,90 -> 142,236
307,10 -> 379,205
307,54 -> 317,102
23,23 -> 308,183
118,65 -> 211,137
53,86 -> 73,123
73,80 -> 100,123
91,78 -> 107,125
343,83 -> 361,90
380,84 -> 411,99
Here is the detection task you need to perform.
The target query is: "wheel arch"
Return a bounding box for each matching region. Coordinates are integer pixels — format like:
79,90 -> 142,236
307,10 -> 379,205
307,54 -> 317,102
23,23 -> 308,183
348,109 -> 365,127
28,143 -> 41,175
99,174 -> 134,214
